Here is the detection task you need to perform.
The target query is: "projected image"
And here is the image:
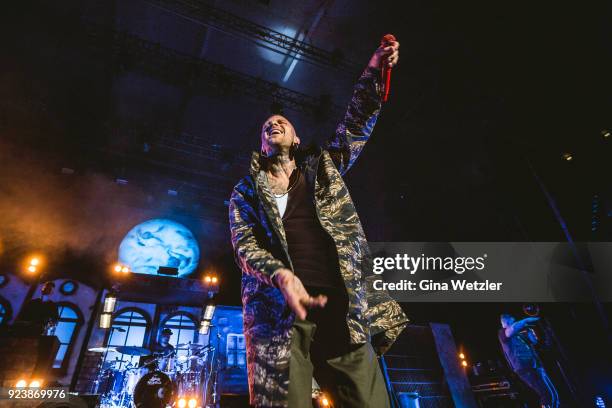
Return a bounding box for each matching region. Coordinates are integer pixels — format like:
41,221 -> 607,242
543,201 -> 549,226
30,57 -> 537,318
118,219 -> 200,277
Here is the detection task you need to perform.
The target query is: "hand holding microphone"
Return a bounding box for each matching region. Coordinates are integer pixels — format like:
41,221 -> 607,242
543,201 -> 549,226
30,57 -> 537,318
368,34 -> 400,102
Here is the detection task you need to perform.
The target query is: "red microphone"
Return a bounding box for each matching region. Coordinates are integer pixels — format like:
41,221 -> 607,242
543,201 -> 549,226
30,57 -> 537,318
380,33 -> 396,102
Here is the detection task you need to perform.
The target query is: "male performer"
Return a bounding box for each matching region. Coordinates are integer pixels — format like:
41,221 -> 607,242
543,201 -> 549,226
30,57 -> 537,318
499,314 -> 559,408
229,38 -> 408,407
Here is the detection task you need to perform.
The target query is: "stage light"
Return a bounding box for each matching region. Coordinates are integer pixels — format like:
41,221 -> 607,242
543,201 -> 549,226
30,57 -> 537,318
459,350 -> 468,368
15,379 -> 27,388
100,312 -> 112,329
101,289 -> 118,329
25,256 -> 44,274
177,398 -> 187,408
29,380 -> 42,388
204,304 -> 215,320
188,398 -> 197,408
199,302 -> 216,335
199,320 -> 211,335
204,275 -> 219,284
103,292 -> 117,314
200,293 -> 216,334
113,263 -> 130,273
316,393 -> 332,407
601,130 -> 610,139
562,152 -> 573,161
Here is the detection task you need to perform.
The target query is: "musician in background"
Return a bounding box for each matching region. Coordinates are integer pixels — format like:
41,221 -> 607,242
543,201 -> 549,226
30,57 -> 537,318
142,328 -> 175,371
151,328 -> 175,356
498,314 -> 559,408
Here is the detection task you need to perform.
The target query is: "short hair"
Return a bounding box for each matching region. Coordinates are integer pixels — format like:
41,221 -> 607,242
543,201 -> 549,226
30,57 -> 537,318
161,328 -> 173,336
500,314 -> 513,322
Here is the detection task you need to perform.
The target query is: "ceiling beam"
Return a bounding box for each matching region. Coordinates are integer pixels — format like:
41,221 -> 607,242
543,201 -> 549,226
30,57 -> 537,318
85,23 -> 340,118
142,0 -> 359,74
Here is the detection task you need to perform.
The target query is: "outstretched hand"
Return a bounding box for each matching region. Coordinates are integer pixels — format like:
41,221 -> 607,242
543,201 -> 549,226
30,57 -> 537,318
368,40 -> 400,70
273,268 -> 327,320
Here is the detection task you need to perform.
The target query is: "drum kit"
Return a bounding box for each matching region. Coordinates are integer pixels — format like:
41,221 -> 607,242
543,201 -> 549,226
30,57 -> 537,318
91,342 -> 216,408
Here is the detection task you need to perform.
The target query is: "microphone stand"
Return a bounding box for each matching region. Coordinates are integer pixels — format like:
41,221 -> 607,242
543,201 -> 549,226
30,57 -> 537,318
210,331 -> 222,407
201,323 -> 217,408
92,326 -> 118,395
527,159 -> 610,342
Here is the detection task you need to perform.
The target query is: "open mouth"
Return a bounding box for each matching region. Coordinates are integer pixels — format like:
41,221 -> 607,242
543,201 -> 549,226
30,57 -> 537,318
270,129 -> 283,135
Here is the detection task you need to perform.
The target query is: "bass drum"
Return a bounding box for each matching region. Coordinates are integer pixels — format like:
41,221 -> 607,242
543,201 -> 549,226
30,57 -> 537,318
132,371 -> 176,408
125,366 -> 147,395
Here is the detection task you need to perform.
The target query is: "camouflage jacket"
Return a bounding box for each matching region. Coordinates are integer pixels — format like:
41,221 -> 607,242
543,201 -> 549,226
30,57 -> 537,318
228,67 -> 408,407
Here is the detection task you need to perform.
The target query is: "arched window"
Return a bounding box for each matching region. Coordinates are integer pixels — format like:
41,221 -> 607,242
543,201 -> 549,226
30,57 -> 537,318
53,303 -> 82,369
161,313 -> 197,357
105,309 -> 150,370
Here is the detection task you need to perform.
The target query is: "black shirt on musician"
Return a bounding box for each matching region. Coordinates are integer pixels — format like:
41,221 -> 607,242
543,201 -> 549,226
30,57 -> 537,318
281,167 -> 344,289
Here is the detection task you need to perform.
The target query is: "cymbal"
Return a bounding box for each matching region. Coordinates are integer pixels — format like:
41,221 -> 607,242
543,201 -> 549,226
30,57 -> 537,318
177,343 -> 205,350
116,346 -> 151,356
177,355 -> 202,362
89,346 -> 117,353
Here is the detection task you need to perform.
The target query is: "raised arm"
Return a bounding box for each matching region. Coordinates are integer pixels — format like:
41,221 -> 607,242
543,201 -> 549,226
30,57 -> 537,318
505,317 -> 540,338
325,40 -> 400,175
228,186 -> 286,287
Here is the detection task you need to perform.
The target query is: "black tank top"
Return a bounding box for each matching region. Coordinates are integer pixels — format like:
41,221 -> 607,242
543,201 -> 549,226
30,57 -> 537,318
282,169 -> 343,288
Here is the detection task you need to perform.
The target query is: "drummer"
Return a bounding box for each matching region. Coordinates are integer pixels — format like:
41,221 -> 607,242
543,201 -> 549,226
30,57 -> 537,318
141,328 -> 175,371
151,328 -> 175,356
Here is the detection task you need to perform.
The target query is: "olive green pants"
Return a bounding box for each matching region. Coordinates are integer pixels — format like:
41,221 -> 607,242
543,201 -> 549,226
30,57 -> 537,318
287,319 -> 390,408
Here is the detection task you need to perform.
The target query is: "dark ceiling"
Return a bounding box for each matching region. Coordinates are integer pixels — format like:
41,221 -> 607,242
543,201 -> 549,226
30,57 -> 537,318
1,0 -> 611,285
